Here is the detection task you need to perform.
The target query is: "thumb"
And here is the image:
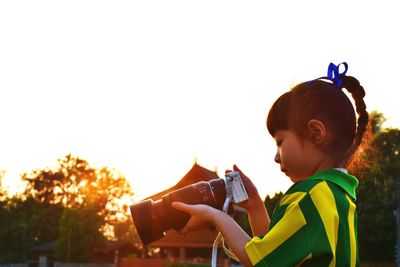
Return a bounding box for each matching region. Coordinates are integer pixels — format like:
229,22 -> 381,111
225,169 -> 233,174
171,202 -> 190,213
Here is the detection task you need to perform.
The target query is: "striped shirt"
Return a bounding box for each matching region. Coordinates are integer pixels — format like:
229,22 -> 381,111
245,169 -> 359,267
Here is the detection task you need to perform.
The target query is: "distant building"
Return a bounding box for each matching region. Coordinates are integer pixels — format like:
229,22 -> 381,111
147,162 -> 220,200
138,162 -> 234,264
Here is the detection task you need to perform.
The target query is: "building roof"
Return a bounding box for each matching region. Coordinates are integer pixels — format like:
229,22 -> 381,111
147,162 -> 220,201
142,163 -> 222,249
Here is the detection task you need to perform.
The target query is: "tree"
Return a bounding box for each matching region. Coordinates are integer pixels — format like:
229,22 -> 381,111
23,154 -> 98,207
55,207 -> 105,262
0,170 -> 5,199
264,192 -> 283,218
0,196 -> 62,262
15,154 -> 136,261
1,154 -> 136,262
113,218 -> 142,247
22,154 -> 135,233
356,112 -> 400,261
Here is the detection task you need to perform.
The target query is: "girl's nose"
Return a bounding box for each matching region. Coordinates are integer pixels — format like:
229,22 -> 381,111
274,151 -> 280,164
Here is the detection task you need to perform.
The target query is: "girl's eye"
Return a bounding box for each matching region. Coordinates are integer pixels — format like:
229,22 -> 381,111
276,140 -> 283,146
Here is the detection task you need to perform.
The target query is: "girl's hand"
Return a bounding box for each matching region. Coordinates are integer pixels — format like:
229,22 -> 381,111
171,202 -> 219,234
227,164 -> 264,212
227,164 -> 270,236
173,201 -> 254,267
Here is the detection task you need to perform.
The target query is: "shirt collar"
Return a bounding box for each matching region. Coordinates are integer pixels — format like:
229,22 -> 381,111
307,168 -> 359,200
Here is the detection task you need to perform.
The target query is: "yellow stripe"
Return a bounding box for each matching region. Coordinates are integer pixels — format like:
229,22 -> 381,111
309,181 -> 339,267
245,192 -> 307,265
280,192 -> 307,206
346,194 -> 357,267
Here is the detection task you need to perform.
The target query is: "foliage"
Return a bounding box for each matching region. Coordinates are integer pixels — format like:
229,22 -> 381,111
234,210 -> 251,236
355,113 -> 400,261
22,154 -> 134,232
55,207 -> 105,262
113,218 -> 142,245
369,111 -> 387,135
0,170 -> 5,199
264,192 -> 283,218
0,196 -> 62,263
0,154 -> 136,262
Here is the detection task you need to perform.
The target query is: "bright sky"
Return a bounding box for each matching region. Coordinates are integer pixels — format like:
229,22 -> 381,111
0,1 -> 399,201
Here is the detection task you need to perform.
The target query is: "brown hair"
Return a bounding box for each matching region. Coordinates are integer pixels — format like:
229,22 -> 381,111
267,76 -> 369,170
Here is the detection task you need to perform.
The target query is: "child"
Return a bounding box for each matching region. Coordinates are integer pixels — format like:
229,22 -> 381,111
172,62 -> 368,267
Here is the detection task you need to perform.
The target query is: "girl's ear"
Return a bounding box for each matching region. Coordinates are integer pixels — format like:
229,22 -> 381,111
307,119 -> 327,145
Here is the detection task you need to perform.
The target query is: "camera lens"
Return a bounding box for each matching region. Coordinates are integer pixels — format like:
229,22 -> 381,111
130,178 -> 227,245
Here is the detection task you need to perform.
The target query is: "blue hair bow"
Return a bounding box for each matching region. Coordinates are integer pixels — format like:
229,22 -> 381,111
308,62 -> 348,88
327,62 -> 348,88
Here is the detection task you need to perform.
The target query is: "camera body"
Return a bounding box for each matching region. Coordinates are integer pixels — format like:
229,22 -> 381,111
130,171 -> 248,245
225,171 -> 249,204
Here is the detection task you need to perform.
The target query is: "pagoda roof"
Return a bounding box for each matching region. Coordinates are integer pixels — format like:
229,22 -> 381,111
147,163 -> 220,201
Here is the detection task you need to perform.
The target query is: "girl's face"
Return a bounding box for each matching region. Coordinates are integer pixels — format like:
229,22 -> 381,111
273,129 -> 325,183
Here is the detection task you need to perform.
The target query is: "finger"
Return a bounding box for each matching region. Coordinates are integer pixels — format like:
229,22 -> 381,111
233,164 -> 246,178
225,169 -> 233,174
171,202 -> 190,212
233,164 -> 241,172
233,165 -> 252,184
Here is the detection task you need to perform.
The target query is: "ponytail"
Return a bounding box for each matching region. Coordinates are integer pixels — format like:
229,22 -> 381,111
341,76 -> 370,168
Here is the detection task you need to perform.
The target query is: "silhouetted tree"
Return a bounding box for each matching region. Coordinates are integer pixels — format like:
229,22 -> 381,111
0,196 -> 62,262
356,112 -> 400,261
55,207 -> 105,262
1,154 -> 136,262
22,154 -> 134,228
113,218 -> 142,246
264,192 -> 283,218
0,171 -> 5,198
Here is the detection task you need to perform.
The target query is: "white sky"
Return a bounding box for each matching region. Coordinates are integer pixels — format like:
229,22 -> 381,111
0,1 -> 399,201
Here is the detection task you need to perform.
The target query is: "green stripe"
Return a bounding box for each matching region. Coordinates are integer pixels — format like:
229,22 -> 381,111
327,182 -> 351,267
300,194 -> 332,266
249,172 -> 359,266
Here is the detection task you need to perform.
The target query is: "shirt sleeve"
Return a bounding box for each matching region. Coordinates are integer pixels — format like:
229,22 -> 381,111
245,192 -> 310,266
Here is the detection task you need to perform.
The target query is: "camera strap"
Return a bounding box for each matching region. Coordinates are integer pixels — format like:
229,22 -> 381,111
211,196 -> 240,267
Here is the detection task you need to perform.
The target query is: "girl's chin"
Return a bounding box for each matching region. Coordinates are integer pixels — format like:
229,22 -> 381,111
289,175 -> 308,183
283,171 -> 304,183
288,175 -> 301,183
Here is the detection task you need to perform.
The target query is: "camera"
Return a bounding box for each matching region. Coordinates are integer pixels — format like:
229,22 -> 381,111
130,171 -> 248,245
